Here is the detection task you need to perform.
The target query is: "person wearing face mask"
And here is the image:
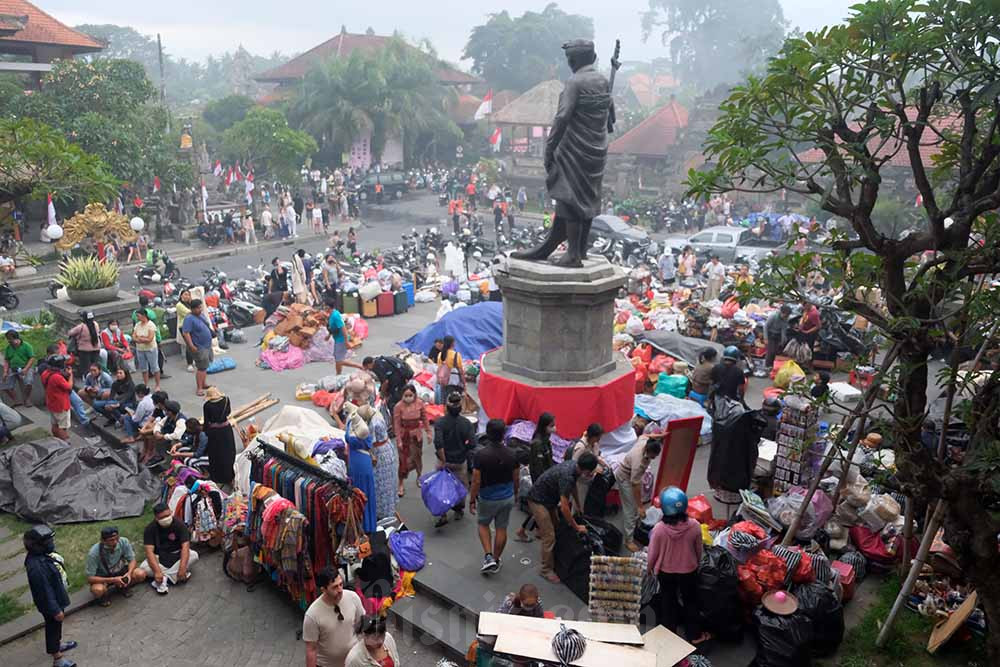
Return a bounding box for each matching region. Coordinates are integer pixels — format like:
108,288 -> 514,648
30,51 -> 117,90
345,614 -> 400,667
515,412 -> 557,544
392,384 -> 430,498
99,319 -> 132,373
24,525 -> 78,667
321,254 -> 341,310
141,502 -> 197,595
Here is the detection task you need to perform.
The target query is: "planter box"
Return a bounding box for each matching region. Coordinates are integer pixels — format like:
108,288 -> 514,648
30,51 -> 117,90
66,285 -> 120,306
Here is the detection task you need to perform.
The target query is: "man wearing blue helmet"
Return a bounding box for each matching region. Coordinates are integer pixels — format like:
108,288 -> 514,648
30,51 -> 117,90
711,345 -> 746,401
647,487 -> 710,644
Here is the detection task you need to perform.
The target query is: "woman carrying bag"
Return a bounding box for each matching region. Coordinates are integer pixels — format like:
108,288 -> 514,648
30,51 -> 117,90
435,335 -> 465,404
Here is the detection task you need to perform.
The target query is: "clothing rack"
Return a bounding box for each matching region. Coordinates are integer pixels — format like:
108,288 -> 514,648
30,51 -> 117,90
250,441 -> 351,495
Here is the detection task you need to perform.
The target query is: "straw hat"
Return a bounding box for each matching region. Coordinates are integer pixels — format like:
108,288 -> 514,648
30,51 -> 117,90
762,590 -> 799,616
204,386 -> 224,402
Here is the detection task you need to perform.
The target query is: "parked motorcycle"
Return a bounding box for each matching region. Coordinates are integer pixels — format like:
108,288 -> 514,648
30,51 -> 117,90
0,282 -> 18,310
136,252 -> 180,285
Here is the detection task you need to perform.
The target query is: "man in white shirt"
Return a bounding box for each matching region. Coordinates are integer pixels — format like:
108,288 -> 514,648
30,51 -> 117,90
303,568 -> 364,667
658,251 -> 676,285
121,383 -> 154,442
261,207 -> 274,239
701,255 -> 727,301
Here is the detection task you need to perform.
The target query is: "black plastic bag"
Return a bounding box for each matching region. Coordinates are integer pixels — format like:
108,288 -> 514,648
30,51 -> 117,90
633,521 -> 652,547
793,582 -> 844,656
584,467 -> 617,516
555,517 -> 597,603
753,606 -> 814,667
697,546 -> 744,642
583,515 -> 623,554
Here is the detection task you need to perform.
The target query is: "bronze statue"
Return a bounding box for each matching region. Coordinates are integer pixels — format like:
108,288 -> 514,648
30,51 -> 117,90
513,39 -> 619,268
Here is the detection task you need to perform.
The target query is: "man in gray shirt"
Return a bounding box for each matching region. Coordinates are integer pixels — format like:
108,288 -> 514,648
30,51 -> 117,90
764,304 -> 793,368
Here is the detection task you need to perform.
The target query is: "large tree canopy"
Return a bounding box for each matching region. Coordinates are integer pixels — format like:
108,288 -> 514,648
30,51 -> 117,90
641,0 -> 786,91
0,60 -> 191,190
202,94 -> 256,132
222,108 -> 317,183
0,118 -> 118,208
290,38 -> 460,167
462,3 -> 595,92
687,0 -> 1000,657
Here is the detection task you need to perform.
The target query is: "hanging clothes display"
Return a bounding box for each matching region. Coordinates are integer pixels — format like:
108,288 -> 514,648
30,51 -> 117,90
245,442 -> 356,606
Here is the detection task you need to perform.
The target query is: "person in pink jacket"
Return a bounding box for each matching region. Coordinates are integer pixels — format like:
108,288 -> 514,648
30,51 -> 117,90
647,487 -> 710,644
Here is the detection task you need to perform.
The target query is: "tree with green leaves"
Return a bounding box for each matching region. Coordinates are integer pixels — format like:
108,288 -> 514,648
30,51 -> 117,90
463,3 -> 595,92
222,107 -> 317,183
290,38 -> 460,167
202,95 -> 256,132
687,1 -> 1000,656
0,118 -> 118,208
641,0 -> 786,92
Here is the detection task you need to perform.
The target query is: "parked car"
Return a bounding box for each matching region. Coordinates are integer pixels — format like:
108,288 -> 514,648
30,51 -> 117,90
357,172 -> 409,201
666,225 -> 824,263
588,214 -> 650,245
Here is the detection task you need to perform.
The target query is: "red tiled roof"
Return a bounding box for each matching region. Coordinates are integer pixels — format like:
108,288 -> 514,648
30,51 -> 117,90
448,94 -> 482,125
0,0 -> 103,51
627,72 -> 679,108
796,110 -> 963,169
254,30 -> 478,85
609,100 -> 690,157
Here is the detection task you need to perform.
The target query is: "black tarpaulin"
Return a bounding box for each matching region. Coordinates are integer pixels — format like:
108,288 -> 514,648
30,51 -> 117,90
638,330 -> 725,367
0,438 -> 158,524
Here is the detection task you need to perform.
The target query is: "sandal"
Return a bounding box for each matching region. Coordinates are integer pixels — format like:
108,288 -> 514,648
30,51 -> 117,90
195,390 -> 206,397
542,573 -> 561,584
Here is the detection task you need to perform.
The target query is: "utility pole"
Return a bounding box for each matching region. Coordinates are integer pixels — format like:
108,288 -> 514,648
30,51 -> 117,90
157,33 -> 170,133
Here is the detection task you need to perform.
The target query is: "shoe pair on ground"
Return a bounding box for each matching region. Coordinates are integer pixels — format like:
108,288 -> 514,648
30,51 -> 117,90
53,640 -> 78,667
480,554 -> 502,575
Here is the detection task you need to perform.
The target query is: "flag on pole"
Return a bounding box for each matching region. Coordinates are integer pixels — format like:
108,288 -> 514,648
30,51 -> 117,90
47,193 -> 57,227
489,126 -> 502,152
213,160 -> 222,177
153,176 -> 161,193
245,170 -> 255,193
114,196 -> 124,215
915,193 -> 923,208
474,89 -> 493,121
225,167 -> 233,188
235,162 -> 243,181
201,178 -> 209,214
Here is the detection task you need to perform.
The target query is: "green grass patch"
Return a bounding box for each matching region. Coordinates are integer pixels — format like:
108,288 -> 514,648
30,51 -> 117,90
0,325 -> 59,361
829,576 -> 986,667
0,589 -> 30,625
0,505 -> 155,594
0,427 -> 51,451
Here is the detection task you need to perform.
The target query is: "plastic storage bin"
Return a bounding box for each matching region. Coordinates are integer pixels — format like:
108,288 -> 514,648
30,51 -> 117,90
361,298 -> 378,318
394,291 -> 409,314
402,281 -> 415,307
342,293 -> 360,314
376,292 -> 394,317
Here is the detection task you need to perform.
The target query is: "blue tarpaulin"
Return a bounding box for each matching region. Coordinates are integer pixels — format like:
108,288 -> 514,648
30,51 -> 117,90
397,301 -> 503,361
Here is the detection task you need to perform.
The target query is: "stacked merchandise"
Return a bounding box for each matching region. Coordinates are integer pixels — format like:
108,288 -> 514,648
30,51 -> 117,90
588,554 -> 644,624
247,484 -> 316,607
272,303 -> 334,349
773,396 -> 817,495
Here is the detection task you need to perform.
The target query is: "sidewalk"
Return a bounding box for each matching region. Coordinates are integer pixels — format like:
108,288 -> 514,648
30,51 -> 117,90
8,235 -> 299,290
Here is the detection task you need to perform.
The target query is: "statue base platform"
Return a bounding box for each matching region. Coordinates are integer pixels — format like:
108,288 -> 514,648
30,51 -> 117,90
46,291 -> 140,334
495,257 -> 627,383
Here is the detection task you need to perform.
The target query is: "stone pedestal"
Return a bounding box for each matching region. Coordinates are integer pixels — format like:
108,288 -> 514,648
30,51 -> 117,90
46,291 -> 140,334
496,257 -> 626,383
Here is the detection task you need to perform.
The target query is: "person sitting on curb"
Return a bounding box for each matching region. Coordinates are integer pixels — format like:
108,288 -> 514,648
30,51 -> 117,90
120,384 -> 154,444
85,526 -> 147,607
78,363 -> 112,407
140,502 -> 198,595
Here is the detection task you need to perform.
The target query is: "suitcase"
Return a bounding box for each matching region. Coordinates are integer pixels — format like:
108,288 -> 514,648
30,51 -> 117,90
831,560 -> 856,601
376,292 -> 394,317
342,293 -> 360,314
402,281 -> 415,307
393,290 -> 409,315
361,298 -> 378,318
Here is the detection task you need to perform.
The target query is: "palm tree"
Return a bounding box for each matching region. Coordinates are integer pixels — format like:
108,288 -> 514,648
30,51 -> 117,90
290,37 -> 461,166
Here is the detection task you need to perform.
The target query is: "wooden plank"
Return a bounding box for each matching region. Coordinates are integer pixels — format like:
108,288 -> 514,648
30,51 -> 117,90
478,611 -> 643,645
493,628 -> 655,667
927,591 -> 977,654
641,625 -> 695,667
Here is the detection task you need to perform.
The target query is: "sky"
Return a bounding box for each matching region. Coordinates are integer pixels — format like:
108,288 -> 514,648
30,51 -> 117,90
49,0 -> 859,66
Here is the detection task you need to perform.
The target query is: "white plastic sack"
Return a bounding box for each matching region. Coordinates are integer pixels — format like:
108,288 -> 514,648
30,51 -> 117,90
359,281 -> 382,302
415,290 -> 436,303
634,393 -> 713,438
434,300 -> 453,322
626,315 -> 645,336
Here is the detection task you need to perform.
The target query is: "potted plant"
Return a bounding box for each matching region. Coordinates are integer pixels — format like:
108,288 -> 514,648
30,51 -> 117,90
57,256 -> 120,306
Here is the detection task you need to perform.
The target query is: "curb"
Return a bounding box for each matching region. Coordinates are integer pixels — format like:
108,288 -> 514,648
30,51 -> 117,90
0,588 -> 94,647
8,237 -> 298,290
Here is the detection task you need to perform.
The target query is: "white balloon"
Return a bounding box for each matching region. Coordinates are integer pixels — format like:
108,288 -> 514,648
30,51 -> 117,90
130,216 -> 145,231
944,217 -> 954,228
46,224 -> 64,240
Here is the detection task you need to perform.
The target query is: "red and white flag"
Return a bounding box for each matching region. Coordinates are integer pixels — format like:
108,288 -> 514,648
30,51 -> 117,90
489,126 -> 502,152
47,193 -> 57,227
235,162 -> 244,181
224,167 -> 233,187
915,193 -> 923,208
153,176 -> 161,193
133,195 -> 144,209
245,170 -> 255,194
474,89 -> 493,121
201,178 -> 209,213
213,160 -> 222,177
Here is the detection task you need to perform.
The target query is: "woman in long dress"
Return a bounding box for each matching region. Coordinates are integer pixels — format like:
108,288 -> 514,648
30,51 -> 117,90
346,412 -> 377,534
202,386 -> 237,487
364,404 -> 398,522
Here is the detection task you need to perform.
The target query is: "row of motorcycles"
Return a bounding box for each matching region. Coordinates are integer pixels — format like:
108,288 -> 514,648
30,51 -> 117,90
614,198 -> 703,234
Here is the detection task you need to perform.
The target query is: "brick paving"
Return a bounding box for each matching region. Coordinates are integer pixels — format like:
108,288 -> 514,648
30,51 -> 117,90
1,550 -> 446,667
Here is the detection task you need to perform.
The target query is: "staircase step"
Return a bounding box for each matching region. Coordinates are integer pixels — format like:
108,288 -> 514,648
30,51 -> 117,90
389,594 -> 477,663
410,561 -> 492,622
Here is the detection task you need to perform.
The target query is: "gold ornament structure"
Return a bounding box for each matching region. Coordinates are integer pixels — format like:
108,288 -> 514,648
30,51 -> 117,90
55,202 -> 138,251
